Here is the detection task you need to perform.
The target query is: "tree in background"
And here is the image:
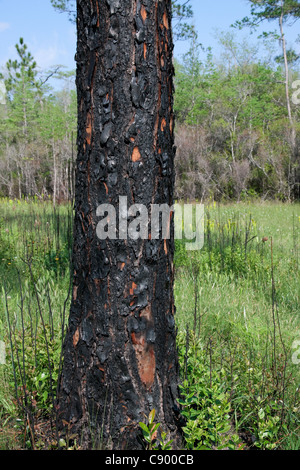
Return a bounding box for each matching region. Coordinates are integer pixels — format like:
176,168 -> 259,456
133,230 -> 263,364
38,78 -> 77,205
0,38 -> 42,197
173,30 -> 297,201
233,0 -> 300,196
0,39 -> 76,199
1,37 -> 40,140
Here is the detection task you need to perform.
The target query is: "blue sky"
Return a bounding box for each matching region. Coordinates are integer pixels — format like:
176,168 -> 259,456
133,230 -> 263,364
0,0 -> 76,81
0,0 -> 299,85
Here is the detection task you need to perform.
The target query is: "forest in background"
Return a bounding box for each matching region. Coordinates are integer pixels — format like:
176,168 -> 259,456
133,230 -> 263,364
0,38 -> 77,204
0,6 -> 300,203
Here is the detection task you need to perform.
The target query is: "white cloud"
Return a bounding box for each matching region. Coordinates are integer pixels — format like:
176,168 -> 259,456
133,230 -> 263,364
29,31 -> 72,70
34,44 -> 66,69
0,22 -> 10,33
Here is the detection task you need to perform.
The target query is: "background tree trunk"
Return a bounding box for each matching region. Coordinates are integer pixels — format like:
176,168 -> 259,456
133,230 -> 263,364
279,4 -> 297,196
57,0 -> 181,450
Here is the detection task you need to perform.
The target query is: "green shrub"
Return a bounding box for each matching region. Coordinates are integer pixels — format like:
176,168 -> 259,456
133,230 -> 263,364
177,331 -> 241,450
10,324 -> 62,416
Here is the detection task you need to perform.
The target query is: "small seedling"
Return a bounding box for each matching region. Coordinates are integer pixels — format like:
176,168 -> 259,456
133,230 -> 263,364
139,409 -> 174,450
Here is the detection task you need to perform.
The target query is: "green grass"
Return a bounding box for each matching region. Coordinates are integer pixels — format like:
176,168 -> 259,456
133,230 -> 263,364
0,198 -> 72,449
174,200 -> 300,449
0,198 -> 299,449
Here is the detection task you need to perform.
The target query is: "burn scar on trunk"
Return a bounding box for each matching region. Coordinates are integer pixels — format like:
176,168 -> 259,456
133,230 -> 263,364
131,332 -> 156,389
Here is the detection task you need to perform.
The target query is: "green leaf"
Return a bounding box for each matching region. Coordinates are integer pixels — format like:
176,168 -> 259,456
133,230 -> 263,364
139,422 -> 150,435
148,409 -> 155,425
150,423 -> 160,435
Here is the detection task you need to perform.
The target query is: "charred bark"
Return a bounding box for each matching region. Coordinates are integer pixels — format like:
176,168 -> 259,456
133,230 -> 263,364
57,0 -> 181,450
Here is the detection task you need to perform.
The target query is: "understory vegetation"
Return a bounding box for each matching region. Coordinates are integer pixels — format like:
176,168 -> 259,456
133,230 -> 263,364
0,199 -> 299,450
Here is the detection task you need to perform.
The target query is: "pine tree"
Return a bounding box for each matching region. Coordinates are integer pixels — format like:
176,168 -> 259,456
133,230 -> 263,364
56,0 -> 181,449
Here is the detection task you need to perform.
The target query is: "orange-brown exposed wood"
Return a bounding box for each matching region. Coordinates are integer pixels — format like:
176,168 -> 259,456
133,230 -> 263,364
140,5 -> 147,22
131,146 -> 141,162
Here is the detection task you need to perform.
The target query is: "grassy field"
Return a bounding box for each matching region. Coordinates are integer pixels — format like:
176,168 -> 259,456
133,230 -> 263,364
0,198 -> 299,450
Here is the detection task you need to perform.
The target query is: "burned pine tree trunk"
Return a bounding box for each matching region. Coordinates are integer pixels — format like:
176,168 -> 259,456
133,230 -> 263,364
57,0 -> 181,449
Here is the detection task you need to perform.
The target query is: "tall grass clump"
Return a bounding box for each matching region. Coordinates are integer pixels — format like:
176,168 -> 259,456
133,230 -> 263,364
0,198 -> 73,448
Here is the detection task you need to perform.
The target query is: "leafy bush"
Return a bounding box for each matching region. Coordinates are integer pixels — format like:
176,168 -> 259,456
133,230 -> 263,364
177,331 -> 241,450
10,324 -> 62,416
